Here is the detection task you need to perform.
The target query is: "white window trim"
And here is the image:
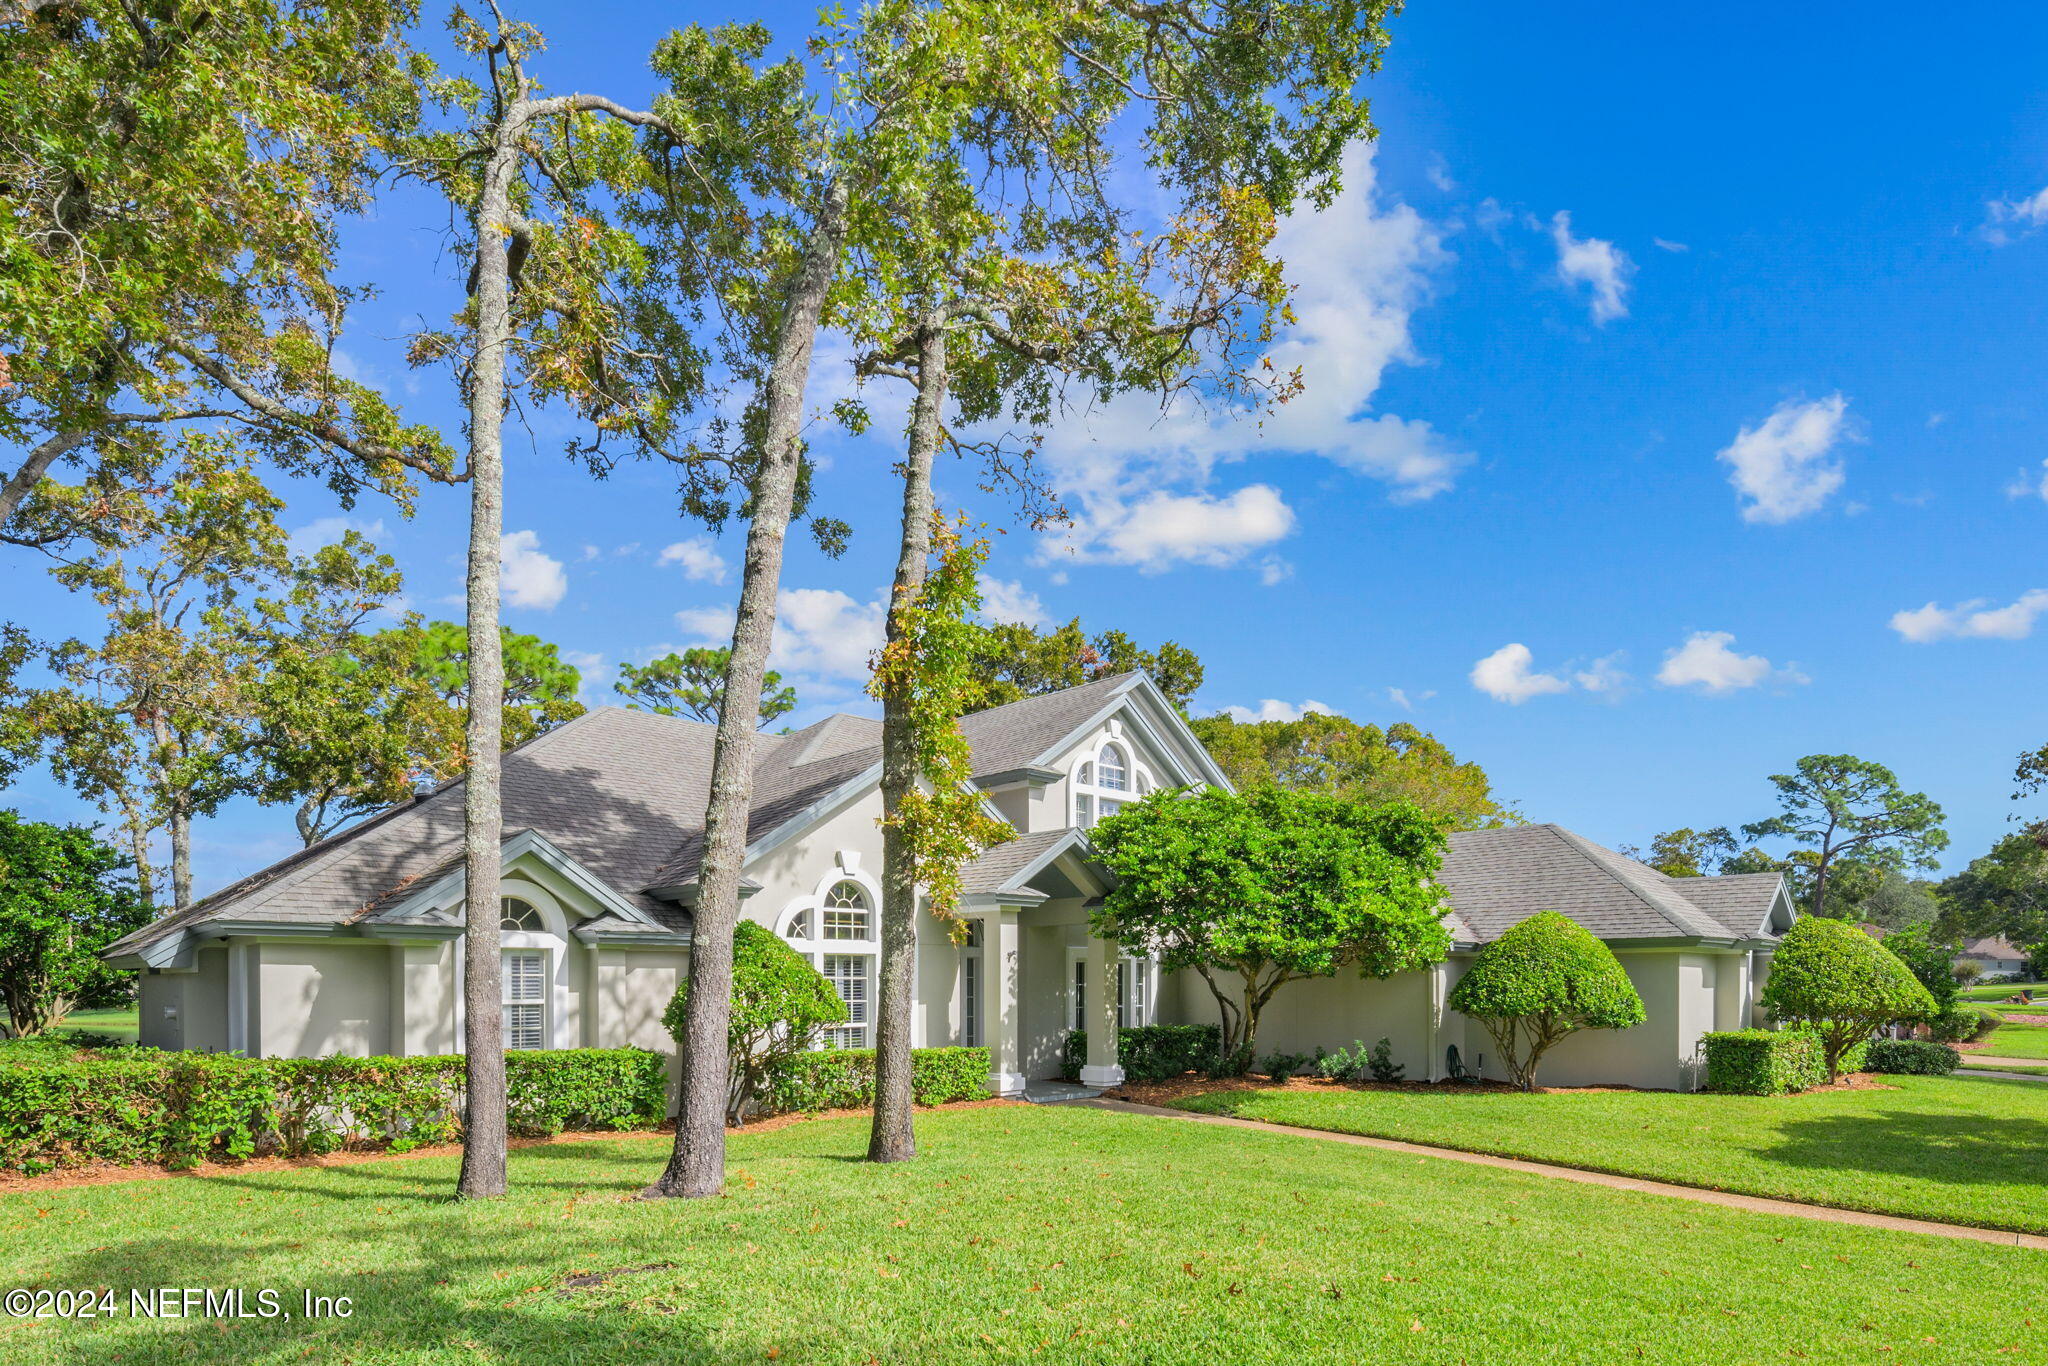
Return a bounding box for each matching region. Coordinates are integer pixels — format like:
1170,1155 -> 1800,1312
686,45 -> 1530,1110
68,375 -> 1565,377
1066,945 -> 1155,1031
777,860 -> 883,1049
1069,733 -> 1154,830
502,946 -> 550,1050
959,922 -> 983,1047
495,879 -> 571,1050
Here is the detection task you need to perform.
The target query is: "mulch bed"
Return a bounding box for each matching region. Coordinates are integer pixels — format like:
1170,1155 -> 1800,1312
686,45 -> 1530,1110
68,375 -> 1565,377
0,1098 -> 1025,1194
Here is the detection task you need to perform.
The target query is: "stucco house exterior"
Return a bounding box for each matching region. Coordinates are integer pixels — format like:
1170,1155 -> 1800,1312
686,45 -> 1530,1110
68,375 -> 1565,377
104,671 -> 1795,1092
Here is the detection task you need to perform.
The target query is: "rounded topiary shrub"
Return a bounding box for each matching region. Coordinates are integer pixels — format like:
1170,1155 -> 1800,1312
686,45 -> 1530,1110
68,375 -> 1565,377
1865,1039 -> 1959,1076
1447,911 -> 1646,1091
666,920 -> 847,1124
1761,917 -> 1936,1082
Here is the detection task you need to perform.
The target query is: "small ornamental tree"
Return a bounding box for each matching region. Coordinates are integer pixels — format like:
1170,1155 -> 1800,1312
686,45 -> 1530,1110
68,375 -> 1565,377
1879,922 -> 1960,1016
665,921 -> 846,1126
1089,787 -> 1450,1072
1761,916 -> 1936,1082
0,813 -> 152,1037
1447,912 -> 1647,1091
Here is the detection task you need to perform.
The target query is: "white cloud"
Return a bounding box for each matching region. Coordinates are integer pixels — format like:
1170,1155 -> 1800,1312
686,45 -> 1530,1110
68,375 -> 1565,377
1652,237 -> 1690,254
1257,557 -> 1293,587
1386,687 -> 1436,713
1654,631 -> 1803,693
1718,394 -> 1854,524
1033,144 -> 1470,572
674,588 -> 886,684
978,577 -> 1050,630
288,515 -> 386,558
1470,643 -> 1572,704
1983,186 -> 2048,246
580,544 -> 602,562
2004,459 -> 2048,503
560,649 -> 608,702
1057,486 -> 1297,575
1425,158 -> 1456,193
1223,698 -> 1333,724
499,530 -> 567,610
1549,211 -> 1635,324
1573,652 -> 1632,699
657,537 -> 729,585
1890,589 -> 2048,643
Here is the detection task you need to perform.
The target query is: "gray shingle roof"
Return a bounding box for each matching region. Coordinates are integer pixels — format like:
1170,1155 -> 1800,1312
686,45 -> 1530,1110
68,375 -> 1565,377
956,673 -> 1138,775
1439,824 -> 1760,944
958,829 -> 1075,895
1668,873 -> 1784,939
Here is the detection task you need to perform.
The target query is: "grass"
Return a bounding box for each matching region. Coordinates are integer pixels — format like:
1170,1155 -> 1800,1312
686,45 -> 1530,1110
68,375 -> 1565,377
1961,982 -> 2042,1002
0,1106 -> 2044,1365
1975,1017 -> 2048,1059
54,1008 -> 138,1044
1172,1075 -> 2048,1235
1961,1061 -> 2048,1078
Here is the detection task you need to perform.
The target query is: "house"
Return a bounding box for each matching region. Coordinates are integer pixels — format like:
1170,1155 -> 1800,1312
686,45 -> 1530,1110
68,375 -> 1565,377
1956,936 -> 2028,978
104,671 -> 1795,1092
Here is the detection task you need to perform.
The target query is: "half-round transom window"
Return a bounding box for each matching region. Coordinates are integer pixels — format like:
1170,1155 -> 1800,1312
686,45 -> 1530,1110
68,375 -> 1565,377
1073,741 -> 1152,829
500,897 -> 544,932
821,880 -> 872,940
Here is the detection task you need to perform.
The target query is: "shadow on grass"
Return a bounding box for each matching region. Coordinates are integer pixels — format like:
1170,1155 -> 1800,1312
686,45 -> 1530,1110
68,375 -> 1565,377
1758,1106 -> 2048,1192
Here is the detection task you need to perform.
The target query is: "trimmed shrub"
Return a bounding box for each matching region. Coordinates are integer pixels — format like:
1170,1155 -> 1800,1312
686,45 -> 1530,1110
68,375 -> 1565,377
1924,1003 -> 1992,1044
664,921 -> 846,1124
1059,1024 -> 1221,1083
1259,1049 -> 1313,1080
1448,912 -> 1647,1090
1701,1029 -> 1825,1095
1762,917 -> 1937,1081
0,1046 -> 670,1174
1865,1039 -> 1960,1076
760,1047 -> 989,1115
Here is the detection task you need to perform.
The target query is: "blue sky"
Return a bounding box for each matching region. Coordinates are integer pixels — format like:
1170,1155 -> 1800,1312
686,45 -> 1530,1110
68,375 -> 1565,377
9,2 -> 2048,894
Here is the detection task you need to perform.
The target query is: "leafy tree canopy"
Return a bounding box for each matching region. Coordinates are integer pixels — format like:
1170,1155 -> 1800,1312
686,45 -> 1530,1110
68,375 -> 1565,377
1446,911 -> 1646,1090
664,920 -> 847,1125
616,648 -> 796,728
1621,827 -> 1740,878
967,620 -> 1203,716
0,811 -> 151,1038
398,620 -> 587,751
1743,754 -> 1948,918
1859,873 -> 1941,931
1880,921 -> 1961,1015
1939,831 -> 2048,962
1195,711 -> 1515,830
1761,915 -> 1936,1081
1089,786 -> 1449,1070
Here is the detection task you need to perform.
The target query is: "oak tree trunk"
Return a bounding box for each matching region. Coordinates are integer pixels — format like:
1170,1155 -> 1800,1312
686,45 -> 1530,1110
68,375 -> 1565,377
644,181 -> 850,1200
870,311 -> 947,1165
0,431 -> 87,528
456,129 -> 521,1202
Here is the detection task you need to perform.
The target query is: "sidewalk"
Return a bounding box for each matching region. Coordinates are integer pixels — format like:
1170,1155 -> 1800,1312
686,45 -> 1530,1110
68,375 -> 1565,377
1074,1098 -> 2048,1250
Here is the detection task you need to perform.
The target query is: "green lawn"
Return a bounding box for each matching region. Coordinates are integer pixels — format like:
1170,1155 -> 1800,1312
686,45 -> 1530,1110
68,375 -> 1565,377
1974,1017 -> 2048,1059
1173,1075 -> 2048,1235
0,1106 -> 2043,1365
1962,982 -> 2042,1002
55,1008 -> 139,1044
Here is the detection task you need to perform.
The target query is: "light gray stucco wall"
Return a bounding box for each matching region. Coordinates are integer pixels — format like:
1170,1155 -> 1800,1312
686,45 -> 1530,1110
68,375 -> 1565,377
1165,966 -> 1439,1080
137,947 -> 230,1052
593,948 -> 688,1051
259,942 -> 392,1057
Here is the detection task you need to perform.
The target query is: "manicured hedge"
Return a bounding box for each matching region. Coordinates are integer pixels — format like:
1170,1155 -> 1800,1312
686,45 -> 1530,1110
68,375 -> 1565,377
759,1047 -> 990,1114
1701,1029 -> 1825,1095
1865,1039 -> 1960,1076
0,1047 -> 669,1174
1060,1024 -> 1222,1082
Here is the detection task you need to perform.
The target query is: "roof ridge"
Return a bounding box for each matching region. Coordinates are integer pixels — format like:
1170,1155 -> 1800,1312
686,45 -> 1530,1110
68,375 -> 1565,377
1548,826 -> 1725,938
960,670 -> 1139,722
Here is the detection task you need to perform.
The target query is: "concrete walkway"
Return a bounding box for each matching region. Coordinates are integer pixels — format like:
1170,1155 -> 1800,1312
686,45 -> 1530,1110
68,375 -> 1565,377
1956,1066 -> 2048,1083
1075,1098 -> 2048,1251
1961,1055 -> 2047,1072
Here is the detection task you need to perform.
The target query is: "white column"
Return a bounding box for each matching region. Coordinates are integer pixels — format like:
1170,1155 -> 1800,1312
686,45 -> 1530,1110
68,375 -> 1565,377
1081,932 -> 1124,1087
981,908 -> 1025,1096
1423,960 -> 1448,1082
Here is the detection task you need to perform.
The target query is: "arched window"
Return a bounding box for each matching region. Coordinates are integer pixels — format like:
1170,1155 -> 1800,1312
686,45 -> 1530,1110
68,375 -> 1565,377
1072,740 -> 1152,829
782,907 -> 813,939
821,880 -> 871,940
500,898 -> 544,932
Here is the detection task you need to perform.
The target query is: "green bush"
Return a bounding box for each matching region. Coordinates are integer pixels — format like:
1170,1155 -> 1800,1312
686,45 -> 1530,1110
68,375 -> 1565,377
1059,1024 -> 1221,1082
0,1046 -> 670,1173
1701,1030 -> 1825,1095
1448,911 -> 1646,1090
760,1047 -> 989,1115
664,921 -> 846,1125
1762,917 -> 1936,1081
1865,1039 -> 1960,1076
1925,1003 -> 1991,1044
1259,1049 -> 1313,1080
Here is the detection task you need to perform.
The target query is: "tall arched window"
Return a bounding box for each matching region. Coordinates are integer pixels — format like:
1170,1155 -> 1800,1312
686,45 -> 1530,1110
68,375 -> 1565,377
498,897 -> 551,1049
778,873 -> 879,1049
1071,740 -> 1152,829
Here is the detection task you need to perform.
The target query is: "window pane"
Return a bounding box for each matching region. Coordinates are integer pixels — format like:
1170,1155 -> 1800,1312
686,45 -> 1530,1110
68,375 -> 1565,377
961,956 -> 981,1046
783,909 -> 811,939
1076,794 -> 1093,828
1099,799 -> 1121,821
503,1002 -> 544,1050
500,898 -> 542,932
1098,746 -> 1127,792
823,954 -> 869,1048
503,950 -> 545,1003
1077,761 -> 1093,785
1072,958 -> 1087,1031
822,881 -> 871,940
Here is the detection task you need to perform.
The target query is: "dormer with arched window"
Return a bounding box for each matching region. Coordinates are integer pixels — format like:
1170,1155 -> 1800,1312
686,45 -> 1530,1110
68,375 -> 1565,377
1070,735 -> 1154,829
